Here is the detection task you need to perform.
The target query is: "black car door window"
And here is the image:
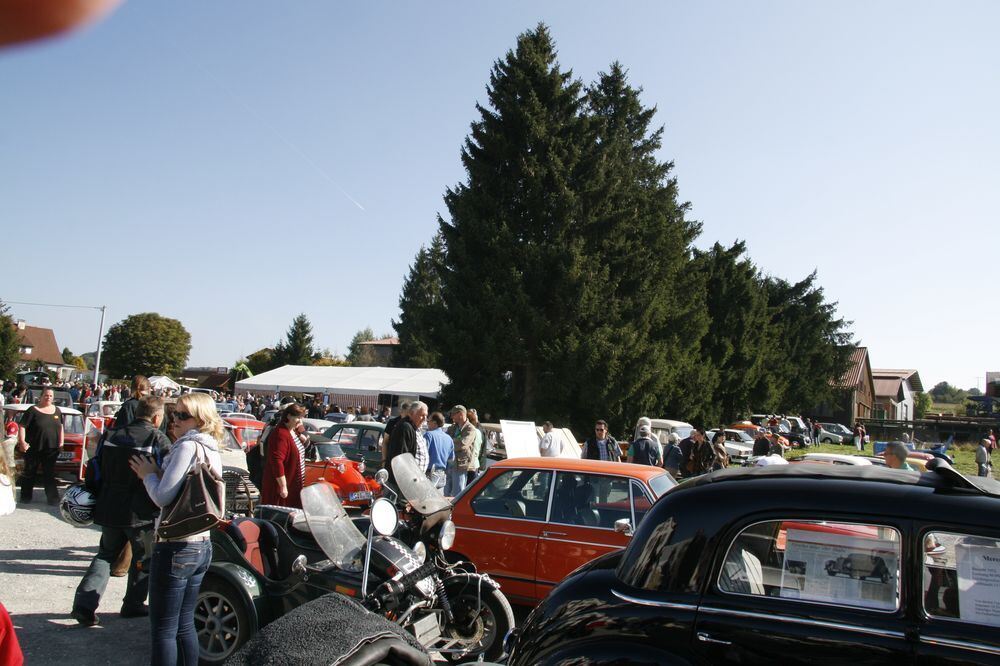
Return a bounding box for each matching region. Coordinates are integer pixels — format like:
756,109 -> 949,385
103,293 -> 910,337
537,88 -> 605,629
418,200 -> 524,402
718,520 -> 901,611
358,429 -> 381,452
550,472 -> 630,529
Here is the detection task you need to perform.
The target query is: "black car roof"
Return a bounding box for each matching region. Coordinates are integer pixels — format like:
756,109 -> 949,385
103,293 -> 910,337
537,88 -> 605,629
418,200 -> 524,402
681,461 -> 1000,498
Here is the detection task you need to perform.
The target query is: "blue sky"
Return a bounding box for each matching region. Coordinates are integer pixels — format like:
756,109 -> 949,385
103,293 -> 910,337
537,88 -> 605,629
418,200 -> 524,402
2,1 -> 997,392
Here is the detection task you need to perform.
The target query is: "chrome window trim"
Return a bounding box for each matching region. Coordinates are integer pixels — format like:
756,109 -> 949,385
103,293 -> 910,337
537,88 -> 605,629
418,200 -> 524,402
540,536 -> 624,550
456,525 -> 541,539
715,518 -> 902,614
919,635 -> 1000,656
543,470 -> 556,522
628,481 -> 635,527
698,606 -> 906,640
611,589 -> 697,611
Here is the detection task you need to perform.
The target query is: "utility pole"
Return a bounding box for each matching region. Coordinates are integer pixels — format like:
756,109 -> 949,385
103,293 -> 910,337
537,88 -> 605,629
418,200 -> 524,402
92,305 -> 107,384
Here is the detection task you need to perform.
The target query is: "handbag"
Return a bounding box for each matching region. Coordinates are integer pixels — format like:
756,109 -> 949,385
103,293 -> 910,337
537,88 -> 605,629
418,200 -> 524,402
156,441 -> 226,540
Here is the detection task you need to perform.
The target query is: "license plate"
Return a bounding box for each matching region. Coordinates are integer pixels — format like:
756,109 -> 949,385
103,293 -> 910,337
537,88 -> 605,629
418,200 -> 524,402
348,491 -> 372,502
58,451 -> 74,461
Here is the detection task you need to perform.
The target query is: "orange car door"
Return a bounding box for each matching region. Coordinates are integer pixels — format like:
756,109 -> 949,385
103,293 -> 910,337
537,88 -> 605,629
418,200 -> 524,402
453,468 -> 553,605
535,472 -> 631,601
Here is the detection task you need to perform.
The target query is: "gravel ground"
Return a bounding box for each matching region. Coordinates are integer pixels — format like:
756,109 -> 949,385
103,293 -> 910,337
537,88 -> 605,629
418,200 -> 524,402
1,448 -> 249,664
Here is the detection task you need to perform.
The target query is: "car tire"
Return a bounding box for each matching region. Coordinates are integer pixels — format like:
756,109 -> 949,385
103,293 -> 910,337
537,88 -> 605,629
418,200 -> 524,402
195,577 -> 253,664
821,437 -> 832,444
441,577 -> 515,663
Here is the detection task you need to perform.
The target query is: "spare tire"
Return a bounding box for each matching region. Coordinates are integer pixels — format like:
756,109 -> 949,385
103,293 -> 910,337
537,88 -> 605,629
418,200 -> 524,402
225,593 -> 431,666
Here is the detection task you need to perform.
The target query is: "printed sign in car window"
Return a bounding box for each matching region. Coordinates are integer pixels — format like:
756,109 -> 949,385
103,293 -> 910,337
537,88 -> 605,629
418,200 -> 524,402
923,531 -> 1000,626
719,520 -> 900,611
780,522 -> 899,611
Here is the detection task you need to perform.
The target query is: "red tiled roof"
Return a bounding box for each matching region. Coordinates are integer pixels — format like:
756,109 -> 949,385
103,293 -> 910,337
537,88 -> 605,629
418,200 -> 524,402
833,347 -> 868,389
16,325 -> 64,365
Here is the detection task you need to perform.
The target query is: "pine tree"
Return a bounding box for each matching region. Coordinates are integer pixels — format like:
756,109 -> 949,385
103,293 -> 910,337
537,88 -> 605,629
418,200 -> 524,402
753,273 -> 854,412
393,233 -> 446,368
437,24 -> 591,422
274,314 -> 316,366
692,242 -> 769,424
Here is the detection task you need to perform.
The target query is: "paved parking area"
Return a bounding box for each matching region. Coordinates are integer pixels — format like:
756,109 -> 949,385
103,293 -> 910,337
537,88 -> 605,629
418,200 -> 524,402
1,449 -> 249,664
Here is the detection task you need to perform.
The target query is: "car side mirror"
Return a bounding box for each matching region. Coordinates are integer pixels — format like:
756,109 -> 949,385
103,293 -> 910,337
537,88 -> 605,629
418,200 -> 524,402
374,468 -> 389,485
614,518 -> 634,537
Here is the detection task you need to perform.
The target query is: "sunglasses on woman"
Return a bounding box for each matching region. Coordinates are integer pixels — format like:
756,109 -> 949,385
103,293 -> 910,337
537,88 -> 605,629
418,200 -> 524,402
171,411 -> 194,421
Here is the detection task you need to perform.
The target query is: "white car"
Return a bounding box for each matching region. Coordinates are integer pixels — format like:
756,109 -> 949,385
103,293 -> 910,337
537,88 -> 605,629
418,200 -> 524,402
706,428 -> 754,460
638,418 -> 694,445
790,453 -> 874,466
817,422 -> 852,444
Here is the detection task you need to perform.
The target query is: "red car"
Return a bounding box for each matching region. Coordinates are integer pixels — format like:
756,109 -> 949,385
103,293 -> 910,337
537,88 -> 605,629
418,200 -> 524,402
86,400 -> 122,432
222,416 -> 266,452
5,403 -> 89,480
449,457 -> 676,606
303,441 -> 380,510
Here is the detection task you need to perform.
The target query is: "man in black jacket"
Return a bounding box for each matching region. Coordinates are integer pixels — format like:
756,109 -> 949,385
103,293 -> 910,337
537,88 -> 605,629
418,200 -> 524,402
71,396 -> 170,626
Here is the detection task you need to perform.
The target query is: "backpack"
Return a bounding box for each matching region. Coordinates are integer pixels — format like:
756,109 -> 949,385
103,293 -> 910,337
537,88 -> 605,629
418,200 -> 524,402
84,428 -> 111,495
156,441 -> 225,540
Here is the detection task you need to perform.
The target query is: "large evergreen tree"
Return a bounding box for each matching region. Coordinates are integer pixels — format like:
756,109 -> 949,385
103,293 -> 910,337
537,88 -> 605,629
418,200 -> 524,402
274,314 -> 316,366
102,313 -> 191,378
393,233 -> 446,368
692,242 -> 769,424
752,273 -> 854,412
574,63 -> 709,431
346,327 -> 378,366
437,24 -> 591,423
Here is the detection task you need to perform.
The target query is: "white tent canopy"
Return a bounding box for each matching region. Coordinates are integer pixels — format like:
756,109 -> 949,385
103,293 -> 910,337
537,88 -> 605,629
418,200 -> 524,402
148,375 -> 181,391
234,365 -> 449,398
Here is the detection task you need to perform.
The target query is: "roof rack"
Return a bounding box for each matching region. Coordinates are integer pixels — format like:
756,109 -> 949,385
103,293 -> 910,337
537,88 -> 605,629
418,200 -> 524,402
925,458 -> 1000,498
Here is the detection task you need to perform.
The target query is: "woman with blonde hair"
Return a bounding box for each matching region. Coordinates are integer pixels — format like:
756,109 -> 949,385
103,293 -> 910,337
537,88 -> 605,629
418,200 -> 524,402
130,392 -> 223,665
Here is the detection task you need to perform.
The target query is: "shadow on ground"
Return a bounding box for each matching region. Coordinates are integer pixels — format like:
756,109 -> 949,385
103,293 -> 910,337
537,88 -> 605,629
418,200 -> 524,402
0,547 -> 97,577
11,611 -> 149,665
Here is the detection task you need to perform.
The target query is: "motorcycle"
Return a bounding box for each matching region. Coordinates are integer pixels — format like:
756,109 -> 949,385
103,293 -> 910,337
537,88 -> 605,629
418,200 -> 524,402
194,453 -> 513,664
382,453 -> 515,663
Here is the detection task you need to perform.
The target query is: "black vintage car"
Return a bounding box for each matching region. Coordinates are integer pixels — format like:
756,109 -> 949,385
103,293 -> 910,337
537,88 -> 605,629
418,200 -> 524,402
507,461 -> 1000,665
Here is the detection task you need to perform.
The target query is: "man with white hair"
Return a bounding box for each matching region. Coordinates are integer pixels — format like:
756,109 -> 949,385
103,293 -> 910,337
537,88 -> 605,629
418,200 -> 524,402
385,401 -> 429,485
628,424 -> 661,466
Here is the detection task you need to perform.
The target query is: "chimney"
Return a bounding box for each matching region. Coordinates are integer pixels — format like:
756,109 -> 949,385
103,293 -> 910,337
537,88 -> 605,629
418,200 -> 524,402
16,319 -> 26,330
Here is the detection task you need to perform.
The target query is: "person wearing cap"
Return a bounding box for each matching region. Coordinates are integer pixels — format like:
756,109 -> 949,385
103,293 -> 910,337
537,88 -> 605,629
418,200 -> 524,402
447,406 -> 477,493
628,425 -> 660,466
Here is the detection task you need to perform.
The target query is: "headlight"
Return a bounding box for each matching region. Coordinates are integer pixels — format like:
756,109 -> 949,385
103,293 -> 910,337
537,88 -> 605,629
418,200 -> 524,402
413,540 -> 427,564
439,519 -> 456,551
358,460 -> 366,473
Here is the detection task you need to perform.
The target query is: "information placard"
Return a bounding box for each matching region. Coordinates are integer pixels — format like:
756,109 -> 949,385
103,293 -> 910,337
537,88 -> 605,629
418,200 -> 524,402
956,544 -> 1000,627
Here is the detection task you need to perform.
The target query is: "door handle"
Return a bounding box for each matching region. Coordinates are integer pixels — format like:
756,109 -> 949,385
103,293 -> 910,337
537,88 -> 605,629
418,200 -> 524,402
697,632 -> 732,646
542,530 -> 567,537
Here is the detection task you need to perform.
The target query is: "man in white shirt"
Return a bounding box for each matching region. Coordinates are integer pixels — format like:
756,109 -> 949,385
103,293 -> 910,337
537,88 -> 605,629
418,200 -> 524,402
539,421 -> 561,457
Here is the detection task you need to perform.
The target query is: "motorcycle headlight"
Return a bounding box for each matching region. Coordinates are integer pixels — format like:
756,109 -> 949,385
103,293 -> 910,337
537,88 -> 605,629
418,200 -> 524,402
413,540 -> 427,564
439,519 -> 456,551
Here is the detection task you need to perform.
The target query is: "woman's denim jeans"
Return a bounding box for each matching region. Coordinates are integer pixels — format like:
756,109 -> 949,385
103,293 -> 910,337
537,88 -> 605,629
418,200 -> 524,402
149,540 -> 212,665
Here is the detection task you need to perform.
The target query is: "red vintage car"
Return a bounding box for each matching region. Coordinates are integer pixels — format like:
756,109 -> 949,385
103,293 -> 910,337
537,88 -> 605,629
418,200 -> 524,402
303,440 -> 380,510
449,457 -> 676,606
86,400 -> 122,432
5,403 -> 89,480
222,416 -> 266,452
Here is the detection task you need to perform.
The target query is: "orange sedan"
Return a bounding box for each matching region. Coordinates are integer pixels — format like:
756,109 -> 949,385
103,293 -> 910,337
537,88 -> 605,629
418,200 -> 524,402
449,457 -> 675,606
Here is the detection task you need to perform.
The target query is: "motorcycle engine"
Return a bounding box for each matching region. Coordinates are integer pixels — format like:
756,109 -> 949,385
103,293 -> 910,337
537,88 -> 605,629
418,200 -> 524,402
371,537 -> 436,598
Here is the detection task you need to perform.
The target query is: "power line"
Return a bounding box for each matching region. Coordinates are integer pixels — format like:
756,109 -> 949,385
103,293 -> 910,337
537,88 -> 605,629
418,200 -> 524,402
4,300 -> 104,311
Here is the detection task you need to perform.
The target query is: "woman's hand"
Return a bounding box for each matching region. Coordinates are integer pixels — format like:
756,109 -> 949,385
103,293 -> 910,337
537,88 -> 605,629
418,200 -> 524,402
129,454 -> 161,479
279,486 -> 288,499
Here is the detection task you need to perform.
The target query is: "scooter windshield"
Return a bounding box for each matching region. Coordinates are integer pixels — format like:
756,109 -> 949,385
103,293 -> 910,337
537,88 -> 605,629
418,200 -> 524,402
391,453 -> 452,515
301,481 -> 366,572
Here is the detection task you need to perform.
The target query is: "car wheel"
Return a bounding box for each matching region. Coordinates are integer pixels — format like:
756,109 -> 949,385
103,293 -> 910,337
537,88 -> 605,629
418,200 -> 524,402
821,437 -> 832,444
195,577 -> 252,664
441,578 -> 515,663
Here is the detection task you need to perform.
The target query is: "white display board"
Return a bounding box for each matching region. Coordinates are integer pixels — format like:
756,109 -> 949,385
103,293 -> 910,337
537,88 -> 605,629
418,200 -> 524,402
500,420 -> 542,459
956,544 -> 1000,627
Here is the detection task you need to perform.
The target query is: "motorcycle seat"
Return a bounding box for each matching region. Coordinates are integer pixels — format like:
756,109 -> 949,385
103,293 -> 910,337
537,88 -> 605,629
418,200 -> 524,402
232,517 -> 282,579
